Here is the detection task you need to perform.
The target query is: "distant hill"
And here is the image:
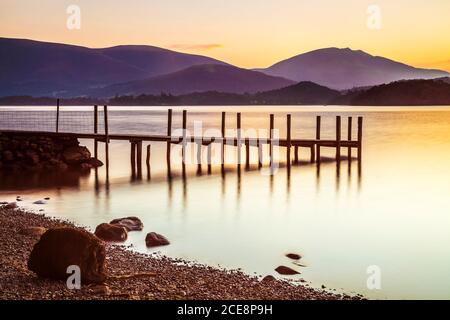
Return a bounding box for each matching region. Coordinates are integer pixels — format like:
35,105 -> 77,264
0,38 -> 227,97
253,81 -> 340,105
90,64 -> 295,97
259,48 -> 449,90
342,78 -> 450,106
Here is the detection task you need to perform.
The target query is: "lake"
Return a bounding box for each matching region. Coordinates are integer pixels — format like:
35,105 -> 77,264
1,105 -> 450,299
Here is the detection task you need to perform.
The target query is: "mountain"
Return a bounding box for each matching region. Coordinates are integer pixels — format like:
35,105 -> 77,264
259,48 -> 449,90
90,64 -> 295,97
0,37 -> 227,97
342,78 -> 450,106
253,81 -> 340,105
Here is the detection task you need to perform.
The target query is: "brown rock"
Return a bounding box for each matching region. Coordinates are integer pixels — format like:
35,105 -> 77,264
145,232 -> 170,247
94,223 -> 128,242
19,226 -> 47,238
261,275 -> 276,282
90,284 -> 111,296
25,150 -> 40,165
62,146 -> 91,165
3,202 -> 18,209
110,217 -> 143,231
275,266 -> 300,275
86,158 -> 104,168
27,227 -> 106,283
286,253 -> 302,260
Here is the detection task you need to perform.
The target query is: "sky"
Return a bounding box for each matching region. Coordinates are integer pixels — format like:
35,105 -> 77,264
0,0 -> 449,70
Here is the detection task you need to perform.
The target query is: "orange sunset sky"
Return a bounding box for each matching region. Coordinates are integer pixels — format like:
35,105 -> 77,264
0,0 -> 449,70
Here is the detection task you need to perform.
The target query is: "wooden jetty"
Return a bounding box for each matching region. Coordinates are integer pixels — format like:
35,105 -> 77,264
0,105 -> 363,174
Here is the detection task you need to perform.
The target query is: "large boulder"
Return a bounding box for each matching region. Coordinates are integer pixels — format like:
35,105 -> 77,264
62,146 -> 91,165
275,266 -> 300,275
145,232 -> 170,247
110,217 -> 143,231
27,227 -> 106,284
94,223 -> 128,242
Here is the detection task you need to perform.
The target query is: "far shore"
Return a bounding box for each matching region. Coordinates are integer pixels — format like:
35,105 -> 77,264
0,206 -> 362,300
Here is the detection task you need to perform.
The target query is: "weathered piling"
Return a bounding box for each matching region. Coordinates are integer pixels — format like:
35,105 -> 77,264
269,114 -> 274,165
94,105 -> 98,160
103,105 -> 109,169
237,112 -> 242,165
357,116 -> 363,161
166,109 -> 172,163
316,116 -> 321,163
348,116 -> 352,160
221,112 -> 226,165
286,114 -> 291,167
336,116 -> 341,162
182,110 -> 187,163
56,99 -> 60,133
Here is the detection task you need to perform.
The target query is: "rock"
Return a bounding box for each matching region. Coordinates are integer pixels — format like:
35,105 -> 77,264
3,150 -> 14,162
286,253 -> 301,260
94,223 -> 128,242
145,232 -> 170,247
0,201 -> 8,205
80,162 -> 93,170
2,202 -> 18,209
87,158 -> 104,168
33,200 -> 47,205
44,197 -> 50,200
19,226 -> 47,238
27,227 -> 106,283
25,150 -> 40,165
110,217 -> 143,231
62,146 -> 91,165
261,275 -> 276,282
275,266 -> 300,275
90,284 -> 111,296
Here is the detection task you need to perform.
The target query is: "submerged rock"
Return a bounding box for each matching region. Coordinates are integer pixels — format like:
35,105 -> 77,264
145,232 -> 170,247
286,253 -> 302,260
62,146 -> 91,165
275,266 -> 300,275
28,227 -> 106,283
94,223 -> 128,242
33,200 -> 47,205
110,217 -> 143,231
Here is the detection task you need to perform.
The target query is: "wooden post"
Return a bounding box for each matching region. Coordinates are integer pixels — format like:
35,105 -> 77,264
146,145 -> 151,166
347,116 -> 353,160
221,111 -> 226,165
136,141 -> 143,178
94,105 -> 98,160
166,109 -> 172,163
103,105 -> 109,168
182,110 -> 187,164
316,116 -> 321,163
197,142 -> 202,165
237,112 -> 241,165
258,141 -> 263,168
286,114 -> 291,167
336,116 -> 341,162
56,99 -> 60,133
130,142 -> 136,165
269,114 -> 274,165
357,116 -> 363,161
207,143 -> 212,174
294,146 -> 299,163
245,140 -> 250,167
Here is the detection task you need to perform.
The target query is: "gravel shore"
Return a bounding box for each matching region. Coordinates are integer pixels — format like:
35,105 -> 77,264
0,206 -> 361,300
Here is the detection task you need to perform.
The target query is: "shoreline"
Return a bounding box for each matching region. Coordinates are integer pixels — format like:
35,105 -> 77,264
0,206 -> 362,300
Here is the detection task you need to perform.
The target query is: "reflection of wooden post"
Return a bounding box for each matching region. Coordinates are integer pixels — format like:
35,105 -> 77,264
269,114 -> 274,165
56,99 -> 60,133
286,114 -> 291,167
166,109 -> 172,163
316,116 -> 321,163
94,105 -> 98,160
237,113 -> 241,165
357,116 -> 363,161
336,116 -> 341,162
221,112 -> 226,165
182,110 -> 187,164
347,117 -> 352,160
207,143 -> 212,174
197,142 -> 202,165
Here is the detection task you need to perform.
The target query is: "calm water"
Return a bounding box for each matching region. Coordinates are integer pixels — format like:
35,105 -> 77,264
1,105 -> 450,300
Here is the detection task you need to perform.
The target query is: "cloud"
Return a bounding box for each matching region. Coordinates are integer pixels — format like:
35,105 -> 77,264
169,44 -> 223,51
